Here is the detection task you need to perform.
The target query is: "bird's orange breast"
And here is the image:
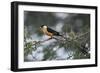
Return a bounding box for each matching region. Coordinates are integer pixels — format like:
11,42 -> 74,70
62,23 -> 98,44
42,28 -> 53,36
46,32 -> 53,36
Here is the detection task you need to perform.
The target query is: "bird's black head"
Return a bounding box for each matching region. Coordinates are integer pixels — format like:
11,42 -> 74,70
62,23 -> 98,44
40,25 -> 45,28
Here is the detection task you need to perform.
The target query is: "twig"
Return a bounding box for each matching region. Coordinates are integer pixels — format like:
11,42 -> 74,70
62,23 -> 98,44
74,31 -> 90,40
32,38 -> 52,45
31,54 -> 37,60
67,55 -> 73,59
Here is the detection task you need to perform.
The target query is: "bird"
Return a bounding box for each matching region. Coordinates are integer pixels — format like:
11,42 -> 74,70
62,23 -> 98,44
40,25 -> 62,38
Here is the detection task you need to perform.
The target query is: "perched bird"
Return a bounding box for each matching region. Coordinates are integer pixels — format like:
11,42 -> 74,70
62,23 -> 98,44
40,25 -> 62,38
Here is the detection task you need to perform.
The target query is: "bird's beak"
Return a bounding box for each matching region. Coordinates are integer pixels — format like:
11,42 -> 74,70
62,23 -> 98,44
40,27 -> 42,30
40,27 -> 42,31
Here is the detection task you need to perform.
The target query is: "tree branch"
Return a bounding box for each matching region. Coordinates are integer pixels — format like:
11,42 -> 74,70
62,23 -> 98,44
25,31 -> 90,60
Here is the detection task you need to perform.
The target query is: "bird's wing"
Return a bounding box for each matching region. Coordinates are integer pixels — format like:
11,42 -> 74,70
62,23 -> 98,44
47,27 -> 60,35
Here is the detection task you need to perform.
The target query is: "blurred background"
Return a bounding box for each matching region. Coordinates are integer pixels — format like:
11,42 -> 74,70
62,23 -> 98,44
24,11 -> 90,62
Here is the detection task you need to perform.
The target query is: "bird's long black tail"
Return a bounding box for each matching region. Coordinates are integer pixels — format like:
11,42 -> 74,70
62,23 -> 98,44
54,32 -> 67,40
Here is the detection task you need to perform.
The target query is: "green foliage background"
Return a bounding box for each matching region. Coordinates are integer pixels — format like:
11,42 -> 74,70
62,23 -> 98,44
24,11 -> 90,61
